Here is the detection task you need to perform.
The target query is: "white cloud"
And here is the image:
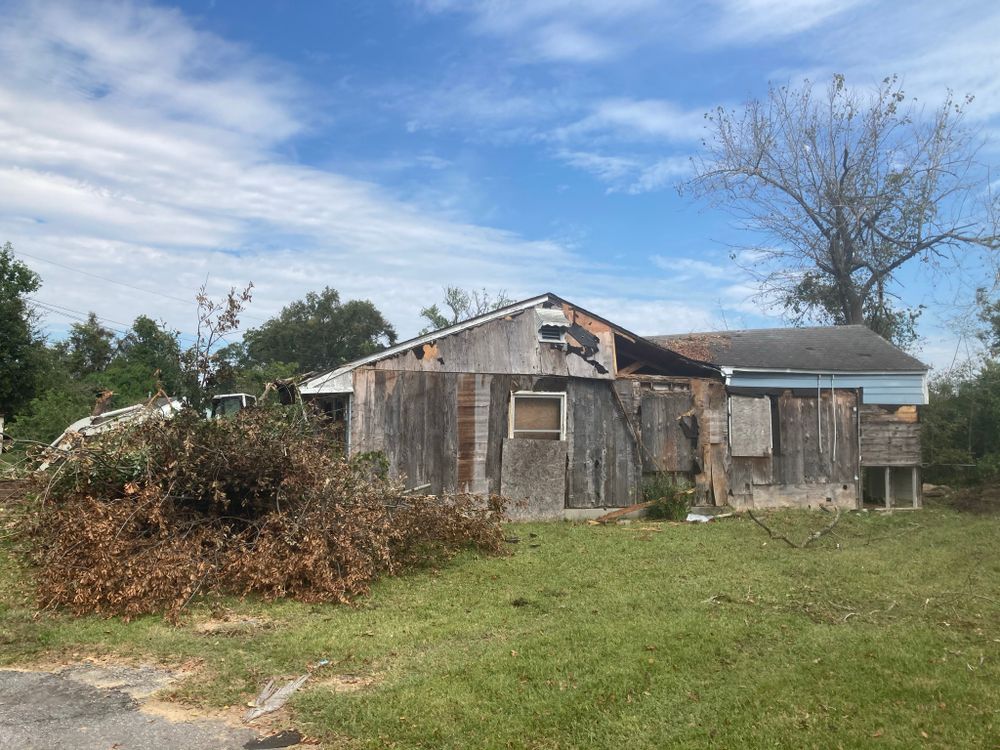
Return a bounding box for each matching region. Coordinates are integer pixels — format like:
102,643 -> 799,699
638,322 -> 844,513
559,98 -> 707,143
556,150 -> 691,194
709,0 -> 864,44
0,0 -> 748,346
651,256 -> 731,280
419,0 -> 664,64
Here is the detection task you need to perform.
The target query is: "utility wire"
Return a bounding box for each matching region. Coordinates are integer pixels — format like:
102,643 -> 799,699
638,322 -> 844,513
27,297 -> 212,344
12,248 -> 268,323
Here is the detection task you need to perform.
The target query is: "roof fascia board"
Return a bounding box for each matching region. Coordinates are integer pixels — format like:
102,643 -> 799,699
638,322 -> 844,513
726,366 -> 928,375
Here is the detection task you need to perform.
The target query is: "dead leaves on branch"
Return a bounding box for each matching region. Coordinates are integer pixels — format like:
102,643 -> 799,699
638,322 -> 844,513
19,407 -> 507,620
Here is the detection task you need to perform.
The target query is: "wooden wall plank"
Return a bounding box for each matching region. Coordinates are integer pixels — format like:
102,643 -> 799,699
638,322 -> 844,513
860,405 -> 921,465
639,390 -> 694,472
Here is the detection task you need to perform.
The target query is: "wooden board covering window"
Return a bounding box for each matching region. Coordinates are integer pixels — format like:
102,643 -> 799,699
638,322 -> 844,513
730,395 -> 772,457
512,394 -> 562,439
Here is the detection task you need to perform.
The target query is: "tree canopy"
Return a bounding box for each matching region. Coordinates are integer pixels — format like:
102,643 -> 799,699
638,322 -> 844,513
243,287 -> 396,373
0,242 -> 43,419
689,74 -> 999,347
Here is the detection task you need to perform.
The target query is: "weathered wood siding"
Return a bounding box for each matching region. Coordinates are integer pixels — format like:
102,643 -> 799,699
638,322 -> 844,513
613,376 -> 728,506
638,388 -> 695,472
366,305 -> 616,380
350,368 -> 640,513
564,379 -> 641,508
729,390 -> 859,508
860,405 -> 921,466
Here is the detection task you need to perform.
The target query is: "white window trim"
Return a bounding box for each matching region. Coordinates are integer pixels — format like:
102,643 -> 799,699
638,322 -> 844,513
509,391 -> 567,441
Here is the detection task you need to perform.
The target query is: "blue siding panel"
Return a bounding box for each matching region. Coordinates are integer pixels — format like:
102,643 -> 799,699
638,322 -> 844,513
728,371 -> 926,405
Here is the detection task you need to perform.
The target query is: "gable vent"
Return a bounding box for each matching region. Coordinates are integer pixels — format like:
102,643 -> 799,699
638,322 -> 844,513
539,324 -> 565,343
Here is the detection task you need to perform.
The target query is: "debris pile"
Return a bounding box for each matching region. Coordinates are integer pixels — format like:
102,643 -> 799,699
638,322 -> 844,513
19,407 -> 506,619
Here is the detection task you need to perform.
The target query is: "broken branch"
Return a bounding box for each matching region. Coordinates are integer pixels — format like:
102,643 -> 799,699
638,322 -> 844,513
746,506 -> 842,548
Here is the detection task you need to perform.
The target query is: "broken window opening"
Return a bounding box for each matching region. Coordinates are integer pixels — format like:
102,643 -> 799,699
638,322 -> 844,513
509,391 -> 566,441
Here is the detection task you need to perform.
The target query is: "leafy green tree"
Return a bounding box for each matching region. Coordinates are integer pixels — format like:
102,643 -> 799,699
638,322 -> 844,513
243,288 -> 396,372
0,242 -> 44,420
419,286 -> 512,335
103,315 -> 185,402
689,74 -> 999,348
61,312 -> 117,378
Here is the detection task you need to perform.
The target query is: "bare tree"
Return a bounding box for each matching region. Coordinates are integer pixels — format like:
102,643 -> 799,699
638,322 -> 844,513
183,281 -> 253,398
688,74 -> 999,346
419,286 -> 513,334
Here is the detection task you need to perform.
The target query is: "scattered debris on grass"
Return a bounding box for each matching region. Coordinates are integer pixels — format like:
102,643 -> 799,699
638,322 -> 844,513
245,675 -> 309,722
593,501 -> 654,524
746,506 -> 842,548
245,729 -> 305,749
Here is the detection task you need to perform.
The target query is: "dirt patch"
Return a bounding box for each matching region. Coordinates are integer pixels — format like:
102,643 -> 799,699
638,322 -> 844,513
315,672 -> 380,693
193,615 -> 274,636
947,484 -> 1000,515
58,661 -> 184,699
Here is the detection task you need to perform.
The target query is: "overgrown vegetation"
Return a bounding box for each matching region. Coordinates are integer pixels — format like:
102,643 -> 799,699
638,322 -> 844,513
14,407 -> 506,620
642,473 -> 693,520
922,292 -> 1000,486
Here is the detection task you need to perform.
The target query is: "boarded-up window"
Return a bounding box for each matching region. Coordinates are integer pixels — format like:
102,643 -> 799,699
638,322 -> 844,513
510,392 -> 565,440
730,395 -> 772,456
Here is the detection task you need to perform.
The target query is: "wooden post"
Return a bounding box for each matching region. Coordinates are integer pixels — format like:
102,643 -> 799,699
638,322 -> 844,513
884,467 -> 892,509
912,466 -> 921,509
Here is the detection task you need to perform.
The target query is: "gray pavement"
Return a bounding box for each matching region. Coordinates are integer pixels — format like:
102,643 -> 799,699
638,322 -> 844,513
0,668 -> 259,750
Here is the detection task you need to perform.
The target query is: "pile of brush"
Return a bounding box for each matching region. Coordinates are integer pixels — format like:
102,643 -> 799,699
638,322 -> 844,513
18,406 -> 506,620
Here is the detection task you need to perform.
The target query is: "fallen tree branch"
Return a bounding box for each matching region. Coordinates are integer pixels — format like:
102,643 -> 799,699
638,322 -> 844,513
594,501 -> 654,524
746,506 -> 842,548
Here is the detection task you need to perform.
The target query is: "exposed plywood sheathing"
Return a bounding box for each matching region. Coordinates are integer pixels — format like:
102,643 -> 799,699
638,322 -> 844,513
500,439 -> 568,521
730,395 -> 772,457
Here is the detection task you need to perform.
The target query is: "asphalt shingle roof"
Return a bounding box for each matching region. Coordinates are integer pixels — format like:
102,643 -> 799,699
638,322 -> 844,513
650,325 -> 927,373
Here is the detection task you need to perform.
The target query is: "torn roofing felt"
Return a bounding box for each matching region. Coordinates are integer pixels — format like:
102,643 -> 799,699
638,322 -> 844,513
298,292 -> 720,394
651,325 -> 927,372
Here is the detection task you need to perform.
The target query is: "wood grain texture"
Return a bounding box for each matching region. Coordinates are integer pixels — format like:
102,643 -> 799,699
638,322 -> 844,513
368,304 -> 615,379
730,396 -> 772,457
500,438 -> 568,521
639,390 -> 695,472
860,405 -> 921,465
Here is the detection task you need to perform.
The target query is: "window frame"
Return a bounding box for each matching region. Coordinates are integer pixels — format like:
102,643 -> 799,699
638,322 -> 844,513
508,391 -> 567,441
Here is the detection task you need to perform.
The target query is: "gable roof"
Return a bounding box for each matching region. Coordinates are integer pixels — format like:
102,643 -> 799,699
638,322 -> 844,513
299,293 -> 718,394
650,325 -> 927,373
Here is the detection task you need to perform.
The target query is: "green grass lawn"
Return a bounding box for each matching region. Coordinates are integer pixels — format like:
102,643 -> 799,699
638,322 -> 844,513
1,504 -> 998,749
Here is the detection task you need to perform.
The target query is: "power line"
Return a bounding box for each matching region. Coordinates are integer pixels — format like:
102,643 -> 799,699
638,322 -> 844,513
12,248 -> 268,323
27,297 -> 210,344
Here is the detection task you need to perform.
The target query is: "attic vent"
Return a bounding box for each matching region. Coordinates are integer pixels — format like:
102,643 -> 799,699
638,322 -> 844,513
535,308 -> 571,344
539,324 -> 565,343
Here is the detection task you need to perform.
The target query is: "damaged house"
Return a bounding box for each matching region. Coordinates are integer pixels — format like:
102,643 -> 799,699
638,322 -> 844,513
298,294 -> 927,519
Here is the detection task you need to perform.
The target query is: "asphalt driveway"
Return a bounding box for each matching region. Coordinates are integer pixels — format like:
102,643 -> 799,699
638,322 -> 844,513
0,666 -> 258,750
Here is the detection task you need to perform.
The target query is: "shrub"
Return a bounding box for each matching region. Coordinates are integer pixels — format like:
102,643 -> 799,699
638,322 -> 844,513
643,473 -> 693,521
17,406 -> 507,620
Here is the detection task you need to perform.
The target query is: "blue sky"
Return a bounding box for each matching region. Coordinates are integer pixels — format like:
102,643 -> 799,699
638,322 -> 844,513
0,0 -> 997,366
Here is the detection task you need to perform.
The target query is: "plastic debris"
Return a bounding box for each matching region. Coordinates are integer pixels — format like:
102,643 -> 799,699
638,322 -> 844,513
244,675 -> 309,722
